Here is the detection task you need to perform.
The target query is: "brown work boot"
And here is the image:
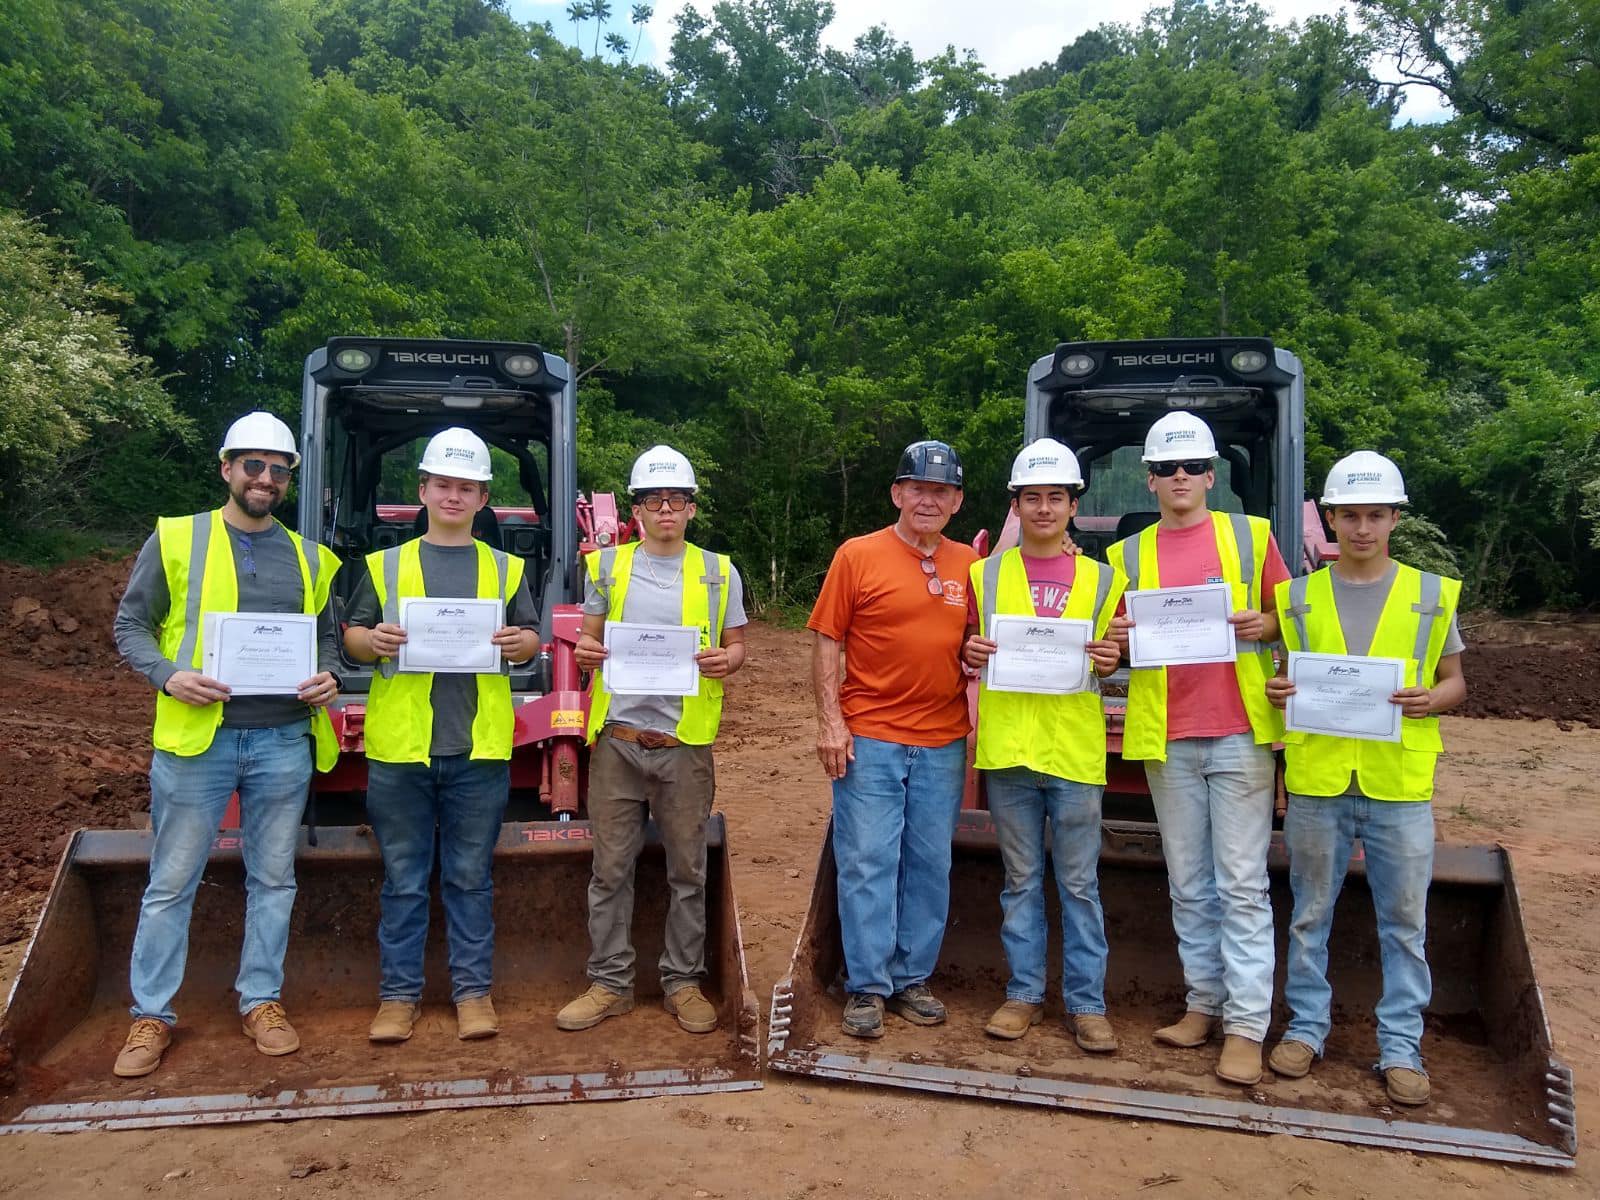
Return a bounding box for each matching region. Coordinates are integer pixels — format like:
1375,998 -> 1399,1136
369,1001 -> 421,1043
113,1018 -> 172,1078
984,1000 -> 1043,1040
663,985 -> 718,1034
1153,1010 -> 1218,1048
1069,1013 -> 1119,1054
556,983 -> 634,1031
241,1001 -> 300,1057
1384,1067 -> 1431,1106
1216,1034 -> 1264,1085
1268,1038 -> 1317,1079
456,995 -> 499,1040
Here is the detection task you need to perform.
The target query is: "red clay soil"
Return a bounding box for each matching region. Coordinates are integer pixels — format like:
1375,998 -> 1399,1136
1457,643 -> 1600,727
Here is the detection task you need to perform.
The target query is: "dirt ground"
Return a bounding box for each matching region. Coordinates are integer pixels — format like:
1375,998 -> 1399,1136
0,560 -> 1598,1197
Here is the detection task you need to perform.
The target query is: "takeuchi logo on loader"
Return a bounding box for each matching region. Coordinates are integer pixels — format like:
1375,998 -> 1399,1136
389,350 -> 490,366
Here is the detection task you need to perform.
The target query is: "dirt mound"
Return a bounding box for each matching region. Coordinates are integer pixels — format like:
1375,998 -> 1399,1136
1458,642 -> 1600,728
0,554 -> 134,668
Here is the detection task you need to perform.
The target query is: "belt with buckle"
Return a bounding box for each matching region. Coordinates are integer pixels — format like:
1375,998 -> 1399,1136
604,724 -> 681,750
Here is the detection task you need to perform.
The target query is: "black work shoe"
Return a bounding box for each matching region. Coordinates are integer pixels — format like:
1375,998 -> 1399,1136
886,983 -> 947,1026
841,993 -> 885,1039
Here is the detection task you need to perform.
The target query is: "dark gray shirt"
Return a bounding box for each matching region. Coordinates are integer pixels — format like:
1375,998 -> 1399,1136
114,520 -> 340,728
345,541 -> 539,757
582,547 -> 748,735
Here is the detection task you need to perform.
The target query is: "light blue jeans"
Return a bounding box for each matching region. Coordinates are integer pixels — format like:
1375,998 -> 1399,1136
832,735 -> 966,997
1283,793 -> 1435,1072
367,756 -> 509,1004
130,720 -> 313,1023
984,768 -> 1108,1013
1144,733 -> 1276,1039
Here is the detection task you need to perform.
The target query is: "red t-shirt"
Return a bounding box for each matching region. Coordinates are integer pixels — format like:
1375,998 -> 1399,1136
1131,519 -> 1289,741
809,527 -> 979,747
966,553 -> 1078,623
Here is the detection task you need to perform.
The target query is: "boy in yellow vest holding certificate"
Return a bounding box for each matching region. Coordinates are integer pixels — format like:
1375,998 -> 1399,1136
961,440 -> 1125,1048
1265,452 -> 1465,1107
344,428 -> 540,1043
556,446 -> 748,1035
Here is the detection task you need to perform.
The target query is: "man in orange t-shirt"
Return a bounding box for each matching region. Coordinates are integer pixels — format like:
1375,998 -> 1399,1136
809,441 -> 978,1039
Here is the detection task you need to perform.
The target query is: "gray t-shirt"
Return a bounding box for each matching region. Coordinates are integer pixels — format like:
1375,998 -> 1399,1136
1327,562 -> 1463,658
1325,561 -> 1463,798
115,520 -> 341,729
582,547 -> 748,735
345,541 -> 539,757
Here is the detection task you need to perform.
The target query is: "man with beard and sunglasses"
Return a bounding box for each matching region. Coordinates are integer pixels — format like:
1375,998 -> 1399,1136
111,411 -> 342,1078
1106,412 -> 1290,1088
809,440 -> 979,1039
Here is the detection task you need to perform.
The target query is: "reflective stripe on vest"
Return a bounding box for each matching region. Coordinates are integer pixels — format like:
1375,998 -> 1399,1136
364,538 -> 525,765
1107,511 -> 1283,761
152,510 -> 341,771
971,549 -> 1126,785
1276,564 -> 1460,802
584,541 -> 731,746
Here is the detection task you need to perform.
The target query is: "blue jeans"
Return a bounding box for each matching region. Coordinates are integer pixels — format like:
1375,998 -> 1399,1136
984,768 -> 1108,1013
1283,793 -> 1435,1072
1144,733 -> 1276,1039
367,756 -> 509,1003
832,735 -> 965,997
130,720 -> 313,1023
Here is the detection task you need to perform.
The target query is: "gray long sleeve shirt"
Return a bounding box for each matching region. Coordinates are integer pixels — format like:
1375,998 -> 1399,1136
114,519 -> 340,728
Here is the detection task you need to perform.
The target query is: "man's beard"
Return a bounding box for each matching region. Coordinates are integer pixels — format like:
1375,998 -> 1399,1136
231,478 -> 281,518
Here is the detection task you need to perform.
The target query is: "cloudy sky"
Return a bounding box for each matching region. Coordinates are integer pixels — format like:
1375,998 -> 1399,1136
504,0 -> 1448,123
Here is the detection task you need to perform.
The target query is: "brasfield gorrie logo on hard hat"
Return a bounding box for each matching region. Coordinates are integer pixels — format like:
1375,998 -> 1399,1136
1164,429 -> 1198,445
444,447 -> 475,461
1346,471 -> 1384,484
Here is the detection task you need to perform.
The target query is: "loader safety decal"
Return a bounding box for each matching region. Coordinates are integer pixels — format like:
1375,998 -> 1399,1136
552,709 -> 584,730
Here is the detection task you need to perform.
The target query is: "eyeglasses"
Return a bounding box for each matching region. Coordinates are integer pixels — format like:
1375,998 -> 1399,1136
239,458 -> 293,483
638,493 -> 690,512
1149,459 -> 1213,478
919,556 -> 945,596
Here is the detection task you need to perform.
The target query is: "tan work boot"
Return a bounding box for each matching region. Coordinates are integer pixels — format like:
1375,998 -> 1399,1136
1069,1013 -> 1118,1054
241,1001 -> 300,1056
1216,1034 -> 1264,1085
1153,1010 -> 1218,1048
113,1017 -> 172,1078
984,1000 -> 1043,1040
456,996 -> 499,1040
369,1001 -> 421,1043
556,983 -> 634,1031
663,985 -> 718,1034
1268,1038 -> 1317,1078
1384,1066 -> 1431,1106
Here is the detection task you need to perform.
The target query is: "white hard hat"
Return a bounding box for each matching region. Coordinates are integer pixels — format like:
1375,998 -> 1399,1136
1141,412 -> 1218,463
219,411 -> 299,468
1008,438 -> 1085,490
629,444 -> 698,493
419,427 -> 493,482
1321,450 -> 1407,506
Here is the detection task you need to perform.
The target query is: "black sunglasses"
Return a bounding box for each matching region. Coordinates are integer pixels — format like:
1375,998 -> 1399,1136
1149,459 -> 1213,478
239,458 -> 293,483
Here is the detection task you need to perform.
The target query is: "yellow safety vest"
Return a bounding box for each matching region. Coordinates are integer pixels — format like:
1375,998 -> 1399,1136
1276,563 -> 1461,802
365,538 -> 526,765
1106,511 -> 1283,761
585,541 -> 731,746
970,549 -> 1126,785
153,509 -> 341,771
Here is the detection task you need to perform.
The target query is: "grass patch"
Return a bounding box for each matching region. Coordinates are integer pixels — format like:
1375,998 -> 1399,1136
0,526 -> 138,569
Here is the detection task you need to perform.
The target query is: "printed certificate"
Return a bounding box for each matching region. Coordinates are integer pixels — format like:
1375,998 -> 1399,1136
204,612 -> 316,696
602,622 -> 700,697
396,597 -> 503,674
985,615 -> 1092,695
1285,652 -> 1406,742
1126,583 -> 1236,667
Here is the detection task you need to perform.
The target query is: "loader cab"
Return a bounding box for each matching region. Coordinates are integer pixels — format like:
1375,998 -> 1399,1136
1023,338 -> 1305,564
296,337 -> 579,691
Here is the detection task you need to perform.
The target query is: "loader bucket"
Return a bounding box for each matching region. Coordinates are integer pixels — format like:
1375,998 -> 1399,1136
0,815 -> 759,1132
769,812 -> 1576,1169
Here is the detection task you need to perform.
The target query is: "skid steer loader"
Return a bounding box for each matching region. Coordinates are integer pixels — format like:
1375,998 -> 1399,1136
0,338 -> 759,1133
769,338 -> 1576,1168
